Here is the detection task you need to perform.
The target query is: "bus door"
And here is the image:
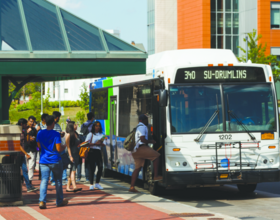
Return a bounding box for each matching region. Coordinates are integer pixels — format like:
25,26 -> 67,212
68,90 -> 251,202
151,95 -> 165,177
110,96 -> 118,171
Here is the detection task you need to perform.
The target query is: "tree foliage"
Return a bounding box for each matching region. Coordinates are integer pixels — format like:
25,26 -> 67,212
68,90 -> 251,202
76,111 -> 85,125
43,88 -> 51,111
8,82 -> 42,103
29,91 -> 42,120
238,29 -> 280,80
79,82 -> 89,111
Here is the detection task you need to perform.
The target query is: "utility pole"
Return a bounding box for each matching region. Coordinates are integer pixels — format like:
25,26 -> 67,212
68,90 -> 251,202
58,82 -> 61,112
41,83 -> 43,115
246,35 -> 248,62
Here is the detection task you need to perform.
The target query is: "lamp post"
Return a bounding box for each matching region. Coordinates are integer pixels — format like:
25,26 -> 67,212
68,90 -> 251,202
41,82 -> 43,115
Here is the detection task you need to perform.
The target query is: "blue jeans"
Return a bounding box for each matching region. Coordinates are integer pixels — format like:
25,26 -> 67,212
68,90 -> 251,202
21,156 -> 31,189
40,160 -> 64,205
77,157 -> 89,180
50,169 -> 67,183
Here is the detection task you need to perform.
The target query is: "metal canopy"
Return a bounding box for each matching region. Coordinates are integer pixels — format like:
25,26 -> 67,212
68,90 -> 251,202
0,0 -> 147,124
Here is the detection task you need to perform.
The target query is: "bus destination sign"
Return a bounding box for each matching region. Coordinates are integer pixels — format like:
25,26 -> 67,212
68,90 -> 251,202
175,66 -> 266,83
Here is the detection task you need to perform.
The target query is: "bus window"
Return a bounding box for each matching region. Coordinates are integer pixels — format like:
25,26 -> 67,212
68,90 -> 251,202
91,89 -> 108,119
170,85 -> 222,134
224,84 -> 276,132
119,83 -> 153,137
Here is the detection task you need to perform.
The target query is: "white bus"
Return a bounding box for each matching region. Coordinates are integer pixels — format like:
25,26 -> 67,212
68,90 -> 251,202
89,49 -> 280,194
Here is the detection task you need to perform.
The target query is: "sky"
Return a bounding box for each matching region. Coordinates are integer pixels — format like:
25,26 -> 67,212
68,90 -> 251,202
48,0 -> 148,50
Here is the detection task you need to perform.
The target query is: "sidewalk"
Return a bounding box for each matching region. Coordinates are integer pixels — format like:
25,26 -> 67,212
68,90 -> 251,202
0,173 -> 239,220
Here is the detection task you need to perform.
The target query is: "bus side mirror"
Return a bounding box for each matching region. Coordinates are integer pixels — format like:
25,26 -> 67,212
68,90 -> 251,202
158,90 -> 167,107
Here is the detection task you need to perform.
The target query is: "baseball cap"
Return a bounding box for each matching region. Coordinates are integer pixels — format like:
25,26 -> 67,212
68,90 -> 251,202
139,114 -> 149,121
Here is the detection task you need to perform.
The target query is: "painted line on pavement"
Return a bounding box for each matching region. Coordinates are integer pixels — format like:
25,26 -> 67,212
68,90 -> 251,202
19,206 -> 50,220
0,215 -> 6,220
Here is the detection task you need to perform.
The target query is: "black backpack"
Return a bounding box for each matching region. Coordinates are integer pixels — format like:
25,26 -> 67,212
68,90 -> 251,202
79,123 -> 92,142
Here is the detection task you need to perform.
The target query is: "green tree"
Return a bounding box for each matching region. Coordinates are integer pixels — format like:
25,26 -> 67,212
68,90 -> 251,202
238,29 -> 280,80
9,81 -> 42,104
79,82 -> 89,111
76,111 -> 85,125
29,91 -> 41,120
43,88 -> 51,111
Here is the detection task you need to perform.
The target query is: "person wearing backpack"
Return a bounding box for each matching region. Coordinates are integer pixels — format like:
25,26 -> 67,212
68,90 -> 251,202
76,112 -> 94,182
129,114 -> 162,193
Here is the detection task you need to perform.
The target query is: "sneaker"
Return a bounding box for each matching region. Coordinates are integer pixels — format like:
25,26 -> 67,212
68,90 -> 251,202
51,182 -> 55,186
95,183 -> 103,190
39,201 -> 46,209
27,186 -> 39,193
76,179 -> 81,183
84,179 -> 90,184
57,199 -> 68,207
89,185 -> 94,190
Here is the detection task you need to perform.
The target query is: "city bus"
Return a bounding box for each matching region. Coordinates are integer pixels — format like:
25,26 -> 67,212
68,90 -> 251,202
89,49 -> 280,194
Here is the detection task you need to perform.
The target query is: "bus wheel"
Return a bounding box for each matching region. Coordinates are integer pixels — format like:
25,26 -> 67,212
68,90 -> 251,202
237,184 -> 257,193
149,182 -> 165,195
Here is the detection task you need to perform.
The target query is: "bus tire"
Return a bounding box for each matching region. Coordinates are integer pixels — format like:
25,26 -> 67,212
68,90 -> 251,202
237,184 -> 257,193
149,182 -> 165,195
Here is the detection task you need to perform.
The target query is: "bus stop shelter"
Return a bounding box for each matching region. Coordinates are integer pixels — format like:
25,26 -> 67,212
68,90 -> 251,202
0,0 -> 147,124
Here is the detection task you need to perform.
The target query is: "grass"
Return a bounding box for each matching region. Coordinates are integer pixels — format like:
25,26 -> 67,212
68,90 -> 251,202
9,107 -> 87,129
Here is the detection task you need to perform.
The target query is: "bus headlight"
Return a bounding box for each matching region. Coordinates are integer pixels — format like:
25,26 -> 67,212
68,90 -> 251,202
270,159 -> 274,163
175,162 -> 180,166
263,159 -> 268,164
183,162 -> 187,166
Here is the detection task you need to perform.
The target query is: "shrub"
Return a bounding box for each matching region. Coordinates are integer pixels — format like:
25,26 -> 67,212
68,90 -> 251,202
76,111 -> 85,125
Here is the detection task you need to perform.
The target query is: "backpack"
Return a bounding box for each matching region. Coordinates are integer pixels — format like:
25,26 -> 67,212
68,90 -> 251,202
79,123 -> 92,142
124,125 -> 143,151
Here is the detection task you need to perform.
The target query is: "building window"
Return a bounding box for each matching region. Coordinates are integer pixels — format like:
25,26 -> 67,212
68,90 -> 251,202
64,88 -> 68,93
147,0 -> 155,55
271,3 -> 280,29
211,0 -> 239,56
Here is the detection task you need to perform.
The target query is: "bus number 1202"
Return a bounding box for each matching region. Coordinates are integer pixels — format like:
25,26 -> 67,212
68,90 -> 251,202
219,134 -> 232,140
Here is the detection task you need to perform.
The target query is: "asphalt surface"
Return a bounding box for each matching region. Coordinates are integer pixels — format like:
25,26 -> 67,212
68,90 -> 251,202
100,173 -> 280,220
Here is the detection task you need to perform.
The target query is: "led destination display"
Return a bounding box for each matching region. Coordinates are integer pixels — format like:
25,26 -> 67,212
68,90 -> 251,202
175,66 -> 266,83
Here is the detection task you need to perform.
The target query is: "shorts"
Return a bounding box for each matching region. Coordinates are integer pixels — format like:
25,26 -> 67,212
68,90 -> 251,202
132,145 -> 160,169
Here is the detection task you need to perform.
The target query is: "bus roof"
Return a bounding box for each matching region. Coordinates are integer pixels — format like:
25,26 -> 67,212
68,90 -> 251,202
147,49 -> 239,72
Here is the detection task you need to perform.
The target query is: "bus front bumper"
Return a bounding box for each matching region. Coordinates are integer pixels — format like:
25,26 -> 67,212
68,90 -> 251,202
165,169 -> 280,186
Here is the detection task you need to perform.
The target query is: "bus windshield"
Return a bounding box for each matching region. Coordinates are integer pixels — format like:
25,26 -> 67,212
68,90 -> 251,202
170,84 -> 276,134
224,84 -> 276,132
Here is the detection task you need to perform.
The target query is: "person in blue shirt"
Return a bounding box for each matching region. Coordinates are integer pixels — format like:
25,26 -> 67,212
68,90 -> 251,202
36,115 -> 68,209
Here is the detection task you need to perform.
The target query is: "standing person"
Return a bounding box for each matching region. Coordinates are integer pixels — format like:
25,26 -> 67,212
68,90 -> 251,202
76,112 -> 94,183
37,113 -> 48,180
25,116 -> 38,184
39,113 -> 48,130
129,114 -> 162,193
66,117 -> 71,124
50,111 -> 68,186
17,118 -> 38,193
85,121 -> 105,190
37,115 -> 68,209
65,122 -> 82,192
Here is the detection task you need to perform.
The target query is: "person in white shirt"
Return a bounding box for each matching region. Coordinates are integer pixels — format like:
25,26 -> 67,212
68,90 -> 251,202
85,121 -> 105,190
129,114 -> 162,193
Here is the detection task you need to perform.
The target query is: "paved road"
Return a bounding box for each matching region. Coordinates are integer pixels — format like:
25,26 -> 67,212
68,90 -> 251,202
101,174 -> 280,220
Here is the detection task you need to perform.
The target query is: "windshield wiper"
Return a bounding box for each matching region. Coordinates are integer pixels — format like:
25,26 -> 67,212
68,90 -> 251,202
227,95 -> 256,141
194,94 -> 220,142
